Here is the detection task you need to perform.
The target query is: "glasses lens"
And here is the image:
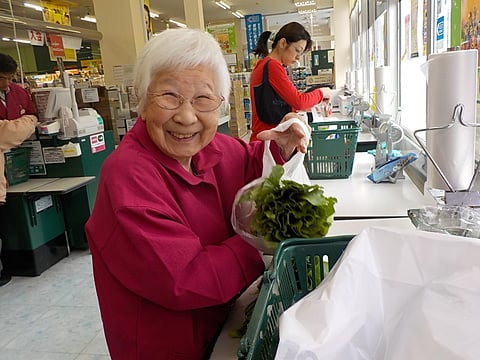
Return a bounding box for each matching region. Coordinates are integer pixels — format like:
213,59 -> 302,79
150,92 -> 223,112
154,93 -> 182,110
193,96 -> 223,112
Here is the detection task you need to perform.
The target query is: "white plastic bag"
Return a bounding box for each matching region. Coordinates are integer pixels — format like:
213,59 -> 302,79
231,118 -> 312,254
261,117 -> 311,184
276,227 -> 480,360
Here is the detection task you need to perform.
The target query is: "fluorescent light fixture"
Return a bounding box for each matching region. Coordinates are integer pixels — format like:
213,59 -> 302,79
2,37 -> 31,44
169,19 -> 187,28
46,25 -> 81,33
215,1 -> 230,10
231,11 -> 244,18
294,0 -> 316,7
24,2 -> 42,11
150,11 -> 160,18
298,8 -> 317,14
80,15 -> 97,23
0,15 -> 27,24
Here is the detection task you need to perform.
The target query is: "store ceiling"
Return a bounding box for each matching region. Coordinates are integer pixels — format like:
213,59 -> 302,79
0,0 -> 333,44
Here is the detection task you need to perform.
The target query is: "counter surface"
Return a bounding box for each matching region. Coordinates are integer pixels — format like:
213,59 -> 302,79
313,152 -> 432,218
6,177 -> 95,195
211,150 -> 431,358
210,217 -> 418,359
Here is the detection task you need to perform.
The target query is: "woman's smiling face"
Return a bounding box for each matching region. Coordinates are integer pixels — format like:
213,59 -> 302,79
141,65 -> 222,170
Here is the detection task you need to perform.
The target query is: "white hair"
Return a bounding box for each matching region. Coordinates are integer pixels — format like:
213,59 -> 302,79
134,28 -> 231,113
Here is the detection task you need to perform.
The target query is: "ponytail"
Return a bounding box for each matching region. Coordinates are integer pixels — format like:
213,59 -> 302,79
253,31 -> 271,58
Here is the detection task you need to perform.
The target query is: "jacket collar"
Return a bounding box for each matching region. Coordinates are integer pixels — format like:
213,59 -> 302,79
130,118 -> 223,184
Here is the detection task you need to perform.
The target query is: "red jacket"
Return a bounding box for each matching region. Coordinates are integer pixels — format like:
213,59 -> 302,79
0,82 -> 37,120
249,57 -> 324,141
85,119 -> 286,359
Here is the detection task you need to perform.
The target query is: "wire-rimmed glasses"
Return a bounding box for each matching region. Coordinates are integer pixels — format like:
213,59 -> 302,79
148,91 -> 224,112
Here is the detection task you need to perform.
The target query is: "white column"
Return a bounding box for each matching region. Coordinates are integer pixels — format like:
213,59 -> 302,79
93,0 -> 147,85
183,0 -> 205,30
333,0 -> 352,88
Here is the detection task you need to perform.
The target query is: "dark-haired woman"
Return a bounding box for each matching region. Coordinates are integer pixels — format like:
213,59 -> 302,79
249,22 -> 331,142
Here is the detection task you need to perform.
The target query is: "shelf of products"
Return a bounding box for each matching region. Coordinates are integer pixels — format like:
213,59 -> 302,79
291,66 -> 312,91
230,71 -> 251,128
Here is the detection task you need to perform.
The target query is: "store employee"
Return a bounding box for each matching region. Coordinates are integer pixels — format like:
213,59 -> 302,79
0,53 -> 38,286
0,53 -> 38,202
0,54 -> 36,120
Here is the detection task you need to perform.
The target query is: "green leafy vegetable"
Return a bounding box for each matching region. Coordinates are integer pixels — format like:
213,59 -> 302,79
240,165 -> 337,244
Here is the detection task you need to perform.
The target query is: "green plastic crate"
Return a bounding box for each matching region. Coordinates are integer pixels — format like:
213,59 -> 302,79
238,235 -> 354,360
304,121 -> 360,179
4,147 -> 30,185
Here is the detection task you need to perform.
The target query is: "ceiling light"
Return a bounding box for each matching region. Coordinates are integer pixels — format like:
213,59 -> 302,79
150,11 -> 160,19
24,2 -> 42,11
215,1 -> 230,10
294,0 -> 316,7
298,8 -> 317,14
169,19 -> 187,28
231,11 -> 244,18
81,15 -> 97,23
2,37 -> 31,44
45,25 -> 81,33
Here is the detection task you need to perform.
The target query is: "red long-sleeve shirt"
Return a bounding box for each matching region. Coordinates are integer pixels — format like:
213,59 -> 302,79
249,57 -> 324,141
0,82 -> 36,120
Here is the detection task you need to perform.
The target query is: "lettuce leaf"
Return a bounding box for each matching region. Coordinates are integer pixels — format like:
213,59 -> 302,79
240,165 -> 337,243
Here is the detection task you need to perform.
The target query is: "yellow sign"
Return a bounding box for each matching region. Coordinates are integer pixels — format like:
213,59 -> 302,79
41,1 -> 71,26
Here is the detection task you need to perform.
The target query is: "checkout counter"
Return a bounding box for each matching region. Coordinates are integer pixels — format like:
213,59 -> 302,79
0,177 -> 95,276
0,86 -> 115,276
210,148 -> 433,359
30,86 -> 115,249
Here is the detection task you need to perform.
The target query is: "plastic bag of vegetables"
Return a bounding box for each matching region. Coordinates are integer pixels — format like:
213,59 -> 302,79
232,149 -> 337,254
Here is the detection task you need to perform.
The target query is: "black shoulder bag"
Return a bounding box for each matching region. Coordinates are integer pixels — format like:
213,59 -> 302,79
253,59 -> 291,125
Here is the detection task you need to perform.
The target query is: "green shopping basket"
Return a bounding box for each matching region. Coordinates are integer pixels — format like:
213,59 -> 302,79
304,121 -> 360,179
237,235 -> 354,360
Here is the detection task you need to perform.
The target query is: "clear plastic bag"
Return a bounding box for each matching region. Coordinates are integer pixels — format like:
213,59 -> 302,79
231,175 -> 278,254
408,205 -> 480,238
232,118 -> 312,254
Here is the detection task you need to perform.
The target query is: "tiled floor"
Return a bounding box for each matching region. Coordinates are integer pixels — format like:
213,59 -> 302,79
0,250 -> 110,360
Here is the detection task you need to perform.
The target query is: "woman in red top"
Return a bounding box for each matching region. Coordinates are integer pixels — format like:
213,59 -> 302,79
249,22 -> 331,142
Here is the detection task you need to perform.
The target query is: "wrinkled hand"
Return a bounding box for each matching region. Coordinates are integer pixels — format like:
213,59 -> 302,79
257,113 -> 310,160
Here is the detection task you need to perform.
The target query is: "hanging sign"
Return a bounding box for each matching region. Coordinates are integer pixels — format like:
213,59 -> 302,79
245,14 -> 263,54
46,33 -> 65,58
28,30 -> 45,46
41,1 -> 71,26
207,23 -> 236,54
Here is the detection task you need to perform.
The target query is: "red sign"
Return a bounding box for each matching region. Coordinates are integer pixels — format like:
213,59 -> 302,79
46,33 -> 65,57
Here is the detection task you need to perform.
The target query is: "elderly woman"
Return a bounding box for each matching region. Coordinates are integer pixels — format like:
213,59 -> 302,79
86,28 -> 309,360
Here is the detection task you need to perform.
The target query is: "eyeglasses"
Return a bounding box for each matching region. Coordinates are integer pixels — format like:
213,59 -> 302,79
148,91 -> 224,112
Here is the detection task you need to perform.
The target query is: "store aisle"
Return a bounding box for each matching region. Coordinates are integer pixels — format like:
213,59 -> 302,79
0,250 -> 110,360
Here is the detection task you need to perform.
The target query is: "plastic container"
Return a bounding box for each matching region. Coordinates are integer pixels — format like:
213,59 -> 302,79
238,235 -> 354,360
304,120 -> 360,179
4,147 -> 30,185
